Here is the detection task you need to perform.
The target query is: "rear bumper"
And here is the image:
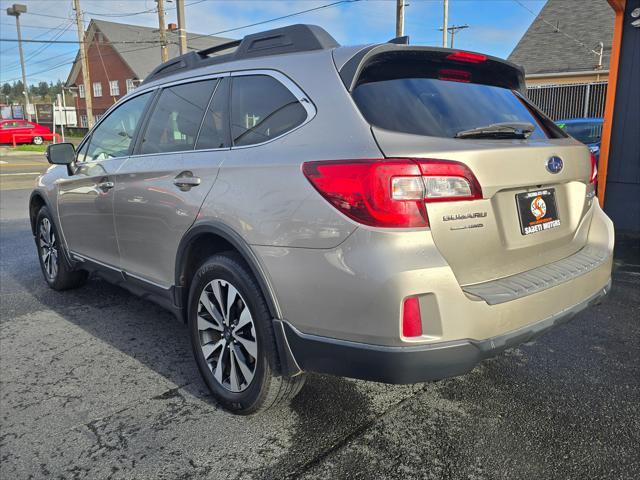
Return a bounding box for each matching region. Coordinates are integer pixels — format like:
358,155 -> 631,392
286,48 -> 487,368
281,280 -> 611,384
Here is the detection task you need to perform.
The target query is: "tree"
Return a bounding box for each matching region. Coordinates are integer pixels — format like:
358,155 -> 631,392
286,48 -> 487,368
36,81 -> 50,99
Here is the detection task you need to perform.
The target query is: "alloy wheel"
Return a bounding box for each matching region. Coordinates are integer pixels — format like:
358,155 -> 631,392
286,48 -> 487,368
197,279 -> 258,393
33,136 -> 43,145
39,217 -> 58,279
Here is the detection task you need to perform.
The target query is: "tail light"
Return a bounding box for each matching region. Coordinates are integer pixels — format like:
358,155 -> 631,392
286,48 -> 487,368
402,297 -> 422,337
302,158 -> 482,228
589,152 -> 598,186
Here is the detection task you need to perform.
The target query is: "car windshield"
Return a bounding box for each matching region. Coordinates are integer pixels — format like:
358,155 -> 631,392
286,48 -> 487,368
352,78 -> 554,139
557,121 -> 602,145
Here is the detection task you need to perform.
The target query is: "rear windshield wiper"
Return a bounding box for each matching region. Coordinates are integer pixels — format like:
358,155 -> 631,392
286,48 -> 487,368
455,122 -> 535,139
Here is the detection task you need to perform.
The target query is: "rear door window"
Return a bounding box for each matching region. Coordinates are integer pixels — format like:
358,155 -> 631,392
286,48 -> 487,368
140,79 -> 217,154
230,75 -> 307,147
353,78 -> 551,139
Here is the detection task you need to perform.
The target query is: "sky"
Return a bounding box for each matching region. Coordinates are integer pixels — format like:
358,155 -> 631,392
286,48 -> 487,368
0,0 -> 546,85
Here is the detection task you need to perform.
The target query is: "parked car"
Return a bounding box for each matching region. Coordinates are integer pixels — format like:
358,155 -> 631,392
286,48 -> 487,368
0,119 -> 52,145
556,117 -> 603,160
31,25 -> 613,414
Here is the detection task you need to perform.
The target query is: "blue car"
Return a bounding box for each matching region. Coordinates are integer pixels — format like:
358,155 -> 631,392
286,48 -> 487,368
556,117 -> 603,160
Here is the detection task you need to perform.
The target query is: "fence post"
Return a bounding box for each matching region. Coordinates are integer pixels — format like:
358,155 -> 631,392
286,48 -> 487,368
583,83 -> 591,118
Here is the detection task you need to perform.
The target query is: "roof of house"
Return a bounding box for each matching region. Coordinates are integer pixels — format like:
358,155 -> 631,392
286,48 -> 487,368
66,19 -> 232,86
508,0 -> 614,76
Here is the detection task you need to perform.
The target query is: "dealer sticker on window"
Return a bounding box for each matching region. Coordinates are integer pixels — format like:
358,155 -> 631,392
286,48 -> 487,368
516,189 -> 561,235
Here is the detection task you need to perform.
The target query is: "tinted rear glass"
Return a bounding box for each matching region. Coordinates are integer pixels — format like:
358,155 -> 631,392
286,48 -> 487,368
353,78 -> 551,139
141,80 -> 217,154
230,75 -> 307,147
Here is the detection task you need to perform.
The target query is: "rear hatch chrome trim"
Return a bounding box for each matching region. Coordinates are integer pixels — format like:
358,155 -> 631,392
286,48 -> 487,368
462,245 -> 610,305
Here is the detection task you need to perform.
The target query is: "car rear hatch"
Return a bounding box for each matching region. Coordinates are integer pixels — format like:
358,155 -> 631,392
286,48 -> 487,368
339,46 -> 597,286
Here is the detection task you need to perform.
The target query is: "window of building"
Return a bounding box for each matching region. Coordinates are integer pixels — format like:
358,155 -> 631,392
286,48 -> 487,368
139,80 -> 217,155
109,80 -> 119,96
80,115 -> 88,128
230,75 -> 307,147
93,82 -> 102,98
126,79 -> 135,94
195,78 -> 230,150
84,92 -> 151,161
78,84 -> 85,98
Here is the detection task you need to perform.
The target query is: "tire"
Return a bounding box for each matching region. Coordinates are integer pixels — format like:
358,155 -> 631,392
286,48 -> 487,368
188,252 -> 305,414
32,136 -> 44,145
35,206 -> 88,291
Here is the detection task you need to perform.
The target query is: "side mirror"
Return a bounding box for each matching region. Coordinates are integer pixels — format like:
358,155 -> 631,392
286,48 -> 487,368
45,142 -> 76,165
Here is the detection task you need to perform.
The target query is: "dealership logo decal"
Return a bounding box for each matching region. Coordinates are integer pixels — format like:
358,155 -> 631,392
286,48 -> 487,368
530,196 -> 547,220
546,155 -> 563,174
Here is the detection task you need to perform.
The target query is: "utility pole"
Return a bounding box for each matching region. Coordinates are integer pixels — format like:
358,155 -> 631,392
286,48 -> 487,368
395,0 -> 405,38
439,24 -> 468,48
6,4 -> 31,120
156,0 -> 168,62
176,0 -> 187,55
442,0 -> 448,47
448,24 -> 468,48
72,0 -> 93,128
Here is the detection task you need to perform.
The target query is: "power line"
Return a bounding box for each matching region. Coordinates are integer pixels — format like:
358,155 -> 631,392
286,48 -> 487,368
0,21 -> 75,31
512,0 -> 605,57
0,38 -> 164,45
1,0 -> 365,84
3,23 -> 74,73
28,12 -> 74,21
188,0 -> 364,42
83,0 -> 207,18
0,18 -> 72,55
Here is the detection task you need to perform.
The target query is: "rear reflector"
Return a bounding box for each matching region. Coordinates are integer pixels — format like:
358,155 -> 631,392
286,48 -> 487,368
446,51 -> 487,64
302,158 -> 482,228
402,297 -> 422,337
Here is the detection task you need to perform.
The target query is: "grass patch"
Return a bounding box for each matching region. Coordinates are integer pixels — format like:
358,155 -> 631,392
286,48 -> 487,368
13,144 -> 47,152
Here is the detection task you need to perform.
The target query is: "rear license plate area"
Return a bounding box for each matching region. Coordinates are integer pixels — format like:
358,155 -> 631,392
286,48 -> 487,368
516,189 -> 561,235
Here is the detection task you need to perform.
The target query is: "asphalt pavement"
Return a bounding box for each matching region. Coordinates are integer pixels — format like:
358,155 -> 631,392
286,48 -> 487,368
1,154 -> 639,479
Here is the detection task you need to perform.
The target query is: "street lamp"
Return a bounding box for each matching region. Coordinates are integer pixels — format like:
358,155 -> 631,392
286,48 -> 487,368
6,4 -> 31,121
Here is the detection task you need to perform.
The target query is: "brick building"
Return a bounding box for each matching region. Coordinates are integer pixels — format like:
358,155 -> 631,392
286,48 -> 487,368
65,19 -> 230,127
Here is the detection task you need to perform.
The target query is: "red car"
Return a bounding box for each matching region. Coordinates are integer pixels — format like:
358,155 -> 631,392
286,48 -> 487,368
0,119 -> 52,145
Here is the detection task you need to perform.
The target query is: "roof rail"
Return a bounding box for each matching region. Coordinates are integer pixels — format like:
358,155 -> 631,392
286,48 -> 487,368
142,24 -> 339,85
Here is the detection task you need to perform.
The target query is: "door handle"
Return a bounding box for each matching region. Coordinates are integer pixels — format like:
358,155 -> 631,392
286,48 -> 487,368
173,172 -> 201,191
97,180 -> 115,191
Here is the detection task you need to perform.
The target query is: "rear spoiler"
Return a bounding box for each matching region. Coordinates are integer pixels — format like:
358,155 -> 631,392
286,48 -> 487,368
337,45 -> 526,94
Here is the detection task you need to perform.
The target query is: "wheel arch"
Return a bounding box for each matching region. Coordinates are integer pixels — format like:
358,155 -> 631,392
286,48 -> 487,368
175,222 -> 282,322
29,190 -> 49,235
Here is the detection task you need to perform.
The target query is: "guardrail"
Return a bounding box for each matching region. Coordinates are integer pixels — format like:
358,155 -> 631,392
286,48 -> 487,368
11,132 -> 61,147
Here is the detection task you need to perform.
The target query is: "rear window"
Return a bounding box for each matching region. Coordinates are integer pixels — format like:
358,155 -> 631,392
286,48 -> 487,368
353,78 -> 554,139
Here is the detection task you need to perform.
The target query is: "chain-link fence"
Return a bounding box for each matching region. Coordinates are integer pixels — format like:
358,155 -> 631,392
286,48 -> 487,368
526,82 -> 607,120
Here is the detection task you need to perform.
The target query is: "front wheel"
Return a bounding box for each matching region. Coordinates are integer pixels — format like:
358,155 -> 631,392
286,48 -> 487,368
188,253 -> 304,414
32,136 -> 44,145
35,207 -> 87,290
